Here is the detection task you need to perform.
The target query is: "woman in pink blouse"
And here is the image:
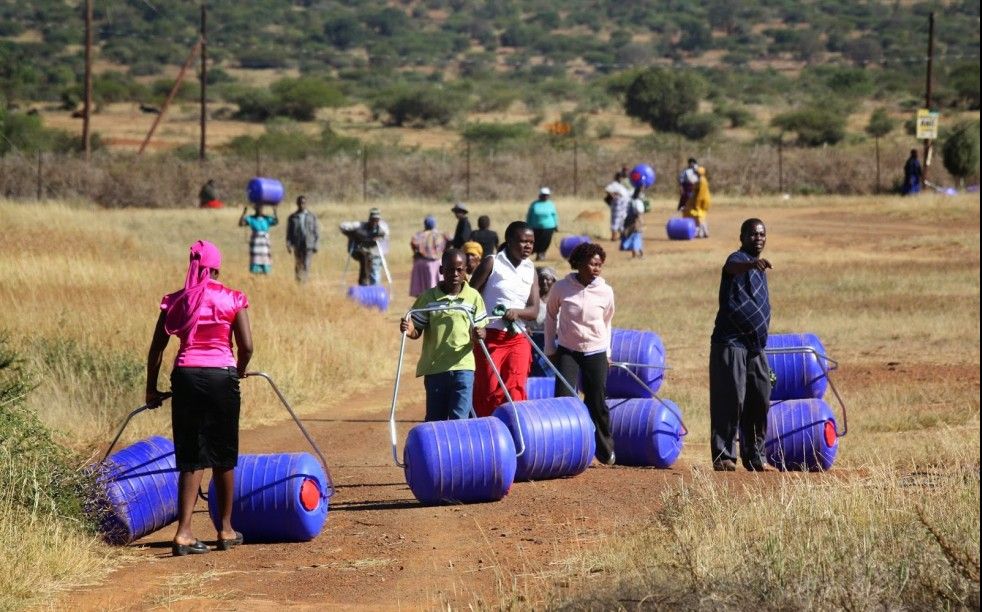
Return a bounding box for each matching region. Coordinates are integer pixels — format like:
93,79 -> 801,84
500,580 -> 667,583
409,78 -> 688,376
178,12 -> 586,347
146,240 -> 253,556
544,242 -> 616,465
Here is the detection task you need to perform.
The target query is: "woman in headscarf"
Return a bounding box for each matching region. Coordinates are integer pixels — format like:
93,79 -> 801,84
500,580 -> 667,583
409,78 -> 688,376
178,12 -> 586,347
461,240 -> 484,279
145,240 -> 253,556
409,215 -> 449,297
683,166 -> 711,238
238,204 -> 279,274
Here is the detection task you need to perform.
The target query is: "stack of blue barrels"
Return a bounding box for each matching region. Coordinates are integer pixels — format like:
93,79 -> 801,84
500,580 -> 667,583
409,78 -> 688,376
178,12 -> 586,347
605,328 -> 685,468
764,333 -> 842,471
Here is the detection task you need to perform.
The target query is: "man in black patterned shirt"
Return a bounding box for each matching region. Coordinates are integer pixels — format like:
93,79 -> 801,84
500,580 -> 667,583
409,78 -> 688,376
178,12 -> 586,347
709,218 -> 773,472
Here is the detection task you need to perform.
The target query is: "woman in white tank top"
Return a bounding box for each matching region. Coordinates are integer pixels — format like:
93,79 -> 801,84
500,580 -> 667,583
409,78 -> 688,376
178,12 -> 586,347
469,221 -> 540,417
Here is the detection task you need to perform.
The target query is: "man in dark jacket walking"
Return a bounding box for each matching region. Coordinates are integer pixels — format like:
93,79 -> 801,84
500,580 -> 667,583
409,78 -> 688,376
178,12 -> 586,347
450,202 -> 472,249
286,195 -> 320,283
709,218 -> 773,472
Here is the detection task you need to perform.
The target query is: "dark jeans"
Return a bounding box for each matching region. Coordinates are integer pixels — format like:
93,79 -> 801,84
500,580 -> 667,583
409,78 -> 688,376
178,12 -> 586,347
553,346 -> 613,462
532,228 -> 555,257
709,343 -> 771,468
423,370 -> 475,421
293,249 -> 313,283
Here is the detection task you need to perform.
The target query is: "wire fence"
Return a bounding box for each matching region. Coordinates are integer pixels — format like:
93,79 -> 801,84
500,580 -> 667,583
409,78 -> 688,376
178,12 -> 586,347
0,142 -> 966,207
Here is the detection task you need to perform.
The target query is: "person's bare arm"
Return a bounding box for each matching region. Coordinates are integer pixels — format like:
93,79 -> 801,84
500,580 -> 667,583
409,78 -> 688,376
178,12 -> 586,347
145,311 -> 170,404
238,207 -> 249,227
232,309 -> 254,377
399,317 -> 421,340
469,256 -> 495,293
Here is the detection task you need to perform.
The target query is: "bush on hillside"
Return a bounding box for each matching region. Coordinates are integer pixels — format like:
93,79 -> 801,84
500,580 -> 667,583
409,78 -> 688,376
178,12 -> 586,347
677,112 -> 723,140
942,122 -> 980,183
233,78 -> 345,122
225,121 -> 360,160
374,84 -> 463,127
460,121 -> 534,150
624,67 -> 705,133
772,107 -> 847,146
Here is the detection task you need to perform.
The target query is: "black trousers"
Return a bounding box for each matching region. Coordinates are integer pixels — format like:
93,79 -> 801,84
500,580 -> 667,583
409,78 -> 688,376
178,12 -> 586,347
170,366 -> 240,471
553,346 -> 613,462
532,228 -> 554,256
708,343 -> 771,467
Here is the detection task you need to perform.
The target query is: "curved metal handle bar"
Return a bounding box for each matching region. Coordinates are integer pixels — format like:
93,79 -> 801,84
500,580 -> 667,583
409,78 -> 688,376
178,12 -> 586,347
101,393 -> 173,463
339,242 -> 353,286
518,327 -> 578,396
388,304 -> 526,464
607,363 -> 688,436
375,240 -> 393,287
763,346 -> 847,436
475,336 -> 526,457
609,361 -> 671,371
244,371 -> 335,497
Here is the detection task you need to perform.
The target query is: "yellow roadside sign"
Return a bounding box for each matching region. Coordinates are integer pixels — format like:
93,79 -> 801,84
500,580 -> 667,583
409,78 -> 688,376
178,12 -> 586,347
916,109 -> 940,140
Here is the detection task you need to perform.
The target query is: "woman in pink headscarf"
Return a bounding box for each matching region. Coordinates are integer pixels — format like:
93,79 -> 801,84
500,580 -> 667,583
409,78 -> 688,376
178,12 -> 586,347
145,240 -> 253,557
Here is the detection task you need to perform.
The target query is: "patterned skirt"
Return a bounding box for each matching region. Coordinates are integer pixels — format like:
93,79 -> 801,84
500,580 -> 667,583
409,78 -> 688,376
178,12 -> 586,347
249,231 -> 272,268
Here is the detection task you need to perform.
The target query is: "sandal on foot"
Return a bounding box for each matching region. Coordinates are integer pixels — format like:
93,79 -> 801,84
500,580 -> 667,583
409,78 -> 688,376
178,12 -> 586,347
216,531 -> 244,551
172,540 -> 209,556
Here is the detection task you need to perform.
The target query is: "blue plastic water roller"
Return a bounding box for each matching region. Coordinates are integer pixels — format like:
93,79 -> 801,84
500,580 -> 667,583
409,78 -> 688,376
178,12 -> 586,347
96,435 -> 179,545
492,397 -> 595,482
246,177 -> 284,205
629,163 -> 656,188
559,235 -> 591,259
607,328 -> 666,398
207,452 -> 329,542
766,333 -> 831,401
525,376 -> 556,400
765,399 -> 839,471
347,285 -> 390,311
403,417 -> 516,504
666,217 -> 697,240
607,398 -> 685,468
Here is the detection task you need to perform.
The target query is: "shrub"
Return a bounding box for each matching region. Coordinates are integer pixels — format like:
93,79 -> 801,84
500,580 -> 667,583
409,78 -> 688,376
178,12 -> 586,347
865,108 -> 895,139
624,67 -> 705,133
460,121 -> 534,150
942,122 -> 980,183
772,107 -> 847,146
678,112 -> 723,140
374,84 -> 463,127
270,77 -> 345,121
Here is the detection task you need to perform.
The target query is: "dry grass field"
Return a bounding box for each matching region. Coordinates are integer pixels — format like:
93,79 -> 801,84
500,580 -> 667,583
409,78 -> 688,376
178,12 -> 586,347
0,192 -> 978,609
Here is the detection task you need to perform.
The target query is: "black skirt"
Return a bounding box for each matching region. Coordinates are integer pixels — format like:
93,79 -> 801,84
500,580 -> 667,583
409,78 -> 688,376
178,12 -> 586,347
170,366 -> 240,471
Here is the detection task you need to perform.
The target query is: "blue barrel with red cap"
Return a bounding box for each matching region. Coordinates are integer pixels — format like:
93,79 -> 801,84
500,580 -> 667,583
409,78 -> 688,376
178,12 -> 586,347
765,399 -> 839,471
629,164 -> 656,189
207,452 -> 329,542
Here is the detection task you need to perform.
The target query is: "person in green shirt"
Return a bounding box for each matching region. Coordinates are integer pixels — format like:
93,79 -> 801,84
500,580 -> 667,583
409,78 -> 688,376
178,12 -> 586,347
399,249 -> 487,421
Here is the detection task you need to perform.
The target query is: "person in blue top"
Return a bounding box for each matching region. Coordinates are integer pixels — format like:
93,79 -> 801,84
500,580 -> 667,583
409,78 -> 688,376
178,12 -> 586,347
238,204 -> 279,274
526,187 -> 558,261
902,149 -> 923,196
709,218 -> 773,472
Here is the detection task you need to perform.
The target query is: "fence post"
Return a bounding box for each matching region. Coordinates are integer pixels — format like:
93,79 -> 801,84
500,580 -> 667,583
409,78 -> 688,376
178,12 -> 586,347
36,150 -> 43,200
362,148 -> 368,201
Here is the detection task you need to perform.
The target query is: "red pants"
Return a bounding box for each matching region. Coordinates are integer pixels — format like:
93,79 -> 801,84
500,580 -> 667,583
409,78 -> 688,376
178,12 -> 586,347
473,328 -> 531,417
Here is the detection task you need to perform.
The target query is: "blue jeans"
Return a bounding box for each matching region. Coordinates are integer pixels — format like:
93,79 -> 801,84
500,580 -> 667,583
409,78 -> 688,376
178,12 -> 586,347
423,370 -> 475,421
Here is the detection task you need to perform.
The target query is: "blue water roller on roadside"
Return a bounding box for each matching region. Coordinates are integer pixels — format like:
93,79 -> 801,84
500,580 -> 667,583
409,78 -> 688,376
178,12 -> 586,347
403,417 -> 517,504
525,376 -> 557,400
246,177 -> 284,205
347,285 -> 390,311
607,398 -> 686,468
766,333 -> 831,401
607,328 -> 666,398
492,397 -> 595,482
208,452 -> 329,542
96,435 -> 179,545
666,217 -> 697,240
560,235 -> 591,259
765,399 -> 839,471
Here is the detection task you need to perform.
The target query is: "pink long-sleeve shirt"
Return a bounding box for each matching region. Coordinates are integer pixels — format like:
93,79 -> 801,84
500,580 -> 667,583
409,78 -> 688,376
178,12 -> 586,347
544,274 -> 615,355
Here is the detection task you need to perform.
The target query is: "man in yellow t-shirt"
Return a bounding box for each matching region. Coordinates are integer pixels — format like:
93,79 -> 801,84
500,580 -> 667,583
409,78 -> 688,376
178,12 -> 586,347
400,249 -> 487,421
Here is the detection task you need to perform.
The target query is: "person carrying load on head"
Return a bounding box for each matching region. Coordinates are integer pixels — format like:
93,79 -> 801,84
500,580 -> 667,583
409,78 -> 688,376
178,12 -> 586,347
682,166 -> 711,239
285,195 -> 320,283
400,249 -> 487,421
238,204 -> 279,274
340,207 -> 390,286
526,187 -> 558,261
468,221 -> 540,417
544,242 -> 616,465
409,215 -> 449,297
145,240 -> 253,556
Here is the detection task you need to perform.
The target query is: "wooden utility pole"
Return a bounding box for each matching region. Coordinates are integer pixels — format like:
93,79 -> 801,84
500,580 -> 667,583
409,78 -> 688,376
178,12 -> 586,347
138,40 -> 201,154
82,0 -> 93,161
199,2 -> 207,162
922,12 -> 935,180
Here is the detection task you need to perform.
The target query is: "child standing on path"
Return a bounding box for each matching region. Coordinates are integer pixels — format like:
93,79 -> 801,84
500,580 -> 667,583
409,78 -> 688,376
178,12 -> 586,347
400,249 -> 487,421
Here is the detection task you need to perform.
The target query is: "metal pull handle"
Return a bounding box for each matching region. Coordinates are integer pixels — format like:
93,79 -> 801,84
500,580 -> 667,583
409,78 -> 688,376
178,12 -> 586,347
101,393 -> 173,463
388,304 -> 527,466
375,239 -> 393,286
606,363 -> 688,436
764,346 -> 847,437
244,371 -> 335,497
